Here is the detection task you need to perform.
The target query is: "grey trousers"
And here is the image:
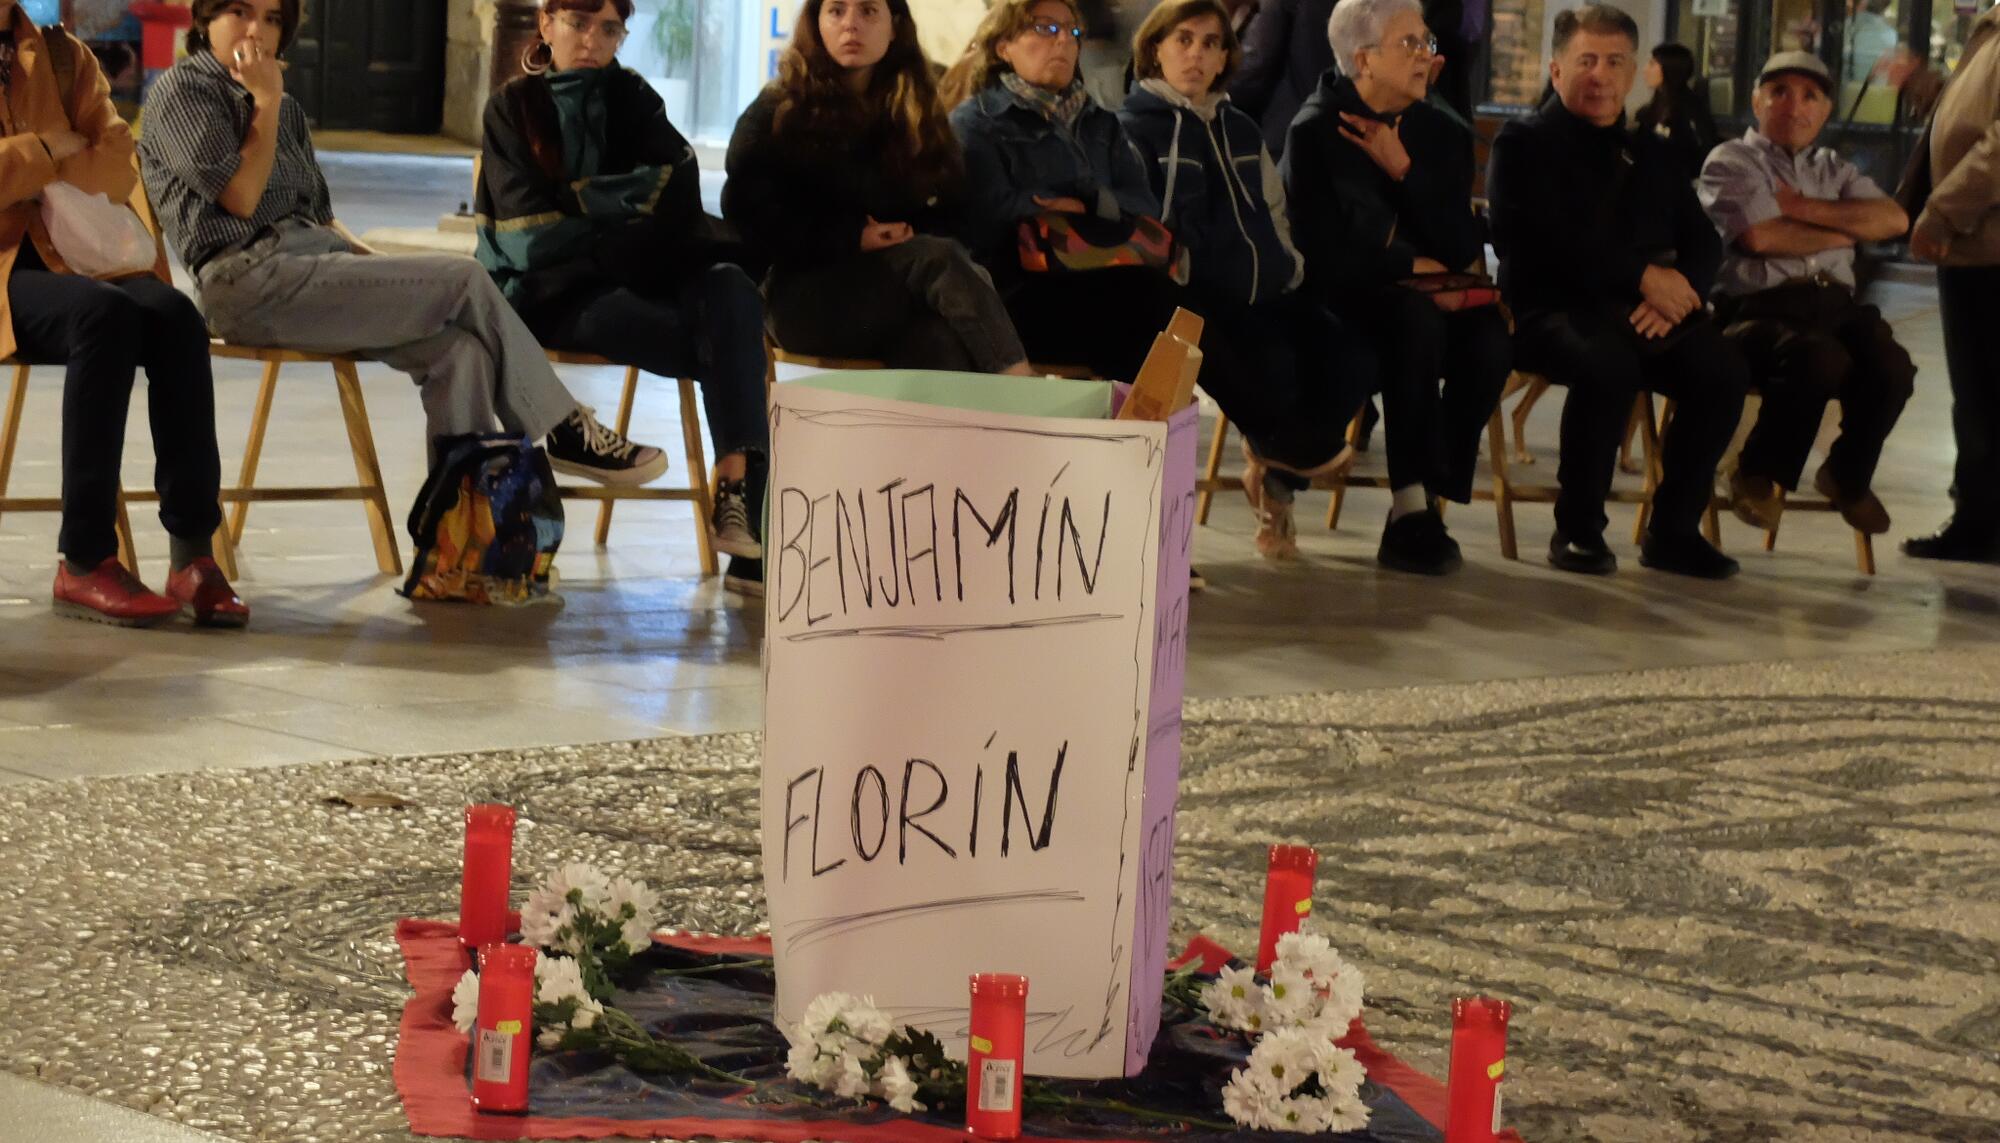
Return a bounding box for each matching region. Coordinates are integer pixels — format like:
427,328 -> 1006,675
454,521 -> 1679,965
197,224 -> 577,440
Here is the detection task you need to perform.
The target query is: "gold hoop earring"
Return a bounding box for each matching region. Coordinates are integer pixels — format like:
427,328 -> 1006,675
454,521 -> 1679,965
522,39 -> 554,75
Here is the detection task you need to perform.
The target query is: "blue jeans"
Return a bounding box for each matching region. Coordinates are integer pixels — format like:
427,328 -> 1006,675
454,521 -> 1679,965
532,265 -> 770,460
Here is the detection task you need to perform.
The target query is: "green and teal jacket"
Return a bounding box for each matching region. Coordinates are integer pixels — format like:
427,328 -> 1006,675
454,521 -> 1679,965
476,65 -> 705,316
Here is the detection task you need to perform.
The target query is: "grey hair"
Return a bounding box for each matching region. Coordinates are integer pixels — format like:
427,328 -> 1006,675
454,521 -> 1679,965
1327,0 -> 1425,77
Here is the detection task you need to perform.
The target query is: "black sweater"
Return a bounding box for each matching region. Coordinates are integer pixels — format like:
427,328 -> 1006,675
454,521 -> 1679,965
722,87 -> 960,270
1282,73 -> 1483,304
1486,96 -> 1722,316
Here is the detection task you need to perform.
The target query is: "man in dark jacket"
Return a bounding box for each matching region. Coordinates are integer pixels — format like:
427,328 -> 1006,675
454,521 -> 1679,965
1488,4 -> 1750,579
1231,0 -> 1336,157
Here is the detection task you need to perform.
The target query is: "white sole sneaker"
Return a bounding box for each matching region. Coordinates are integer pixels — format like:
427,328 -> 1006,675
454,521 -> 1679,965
550,451 -> 669,487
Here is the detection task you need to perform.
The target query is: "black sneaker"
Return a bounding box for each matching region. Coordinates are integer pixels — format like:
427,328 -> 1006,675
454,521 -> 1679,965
1902,518 -> 1999,563
1639,530 -> 1740,579
724,555 -> 764,598
1549,528 -> 1617,576
711,479 -> 762,559
545,407 -> 668,486
1377,508 -> 1462,575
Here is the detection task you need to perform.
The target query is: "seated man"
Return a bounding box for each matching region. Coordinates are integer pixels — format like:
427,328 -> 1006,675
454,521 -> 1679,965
1699,51 -> 1913,536
1487,3 -> 1750,579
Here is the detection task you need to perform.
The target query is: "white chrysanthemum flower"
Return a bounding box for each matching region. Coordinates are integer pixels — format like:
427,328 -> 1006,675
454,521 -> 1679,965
1200,965 -> 1266,1032
802,992 -> 860,1036
538,1027 -> 564,1050
450,968 -> 480,1034
519,886 -> 577,953
1316,1043 -> 1367,1098
785,1040 -> 824,1084
879,1055 -> 924,1113
605,876 -> 658,954
551,862 -> 613,911
532,953 -> 606,1041
619,914 -> 655,956
833,1050 -> 873,1099
1263,966 -> 1318,1026
1222,1066 -> 1283,1129
842,996 -> 893,1046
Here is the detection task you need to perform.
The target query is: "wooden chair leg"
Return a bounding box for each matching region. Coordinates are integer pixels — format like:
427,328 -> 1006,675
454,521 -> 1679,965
1325,410 -> 1364,531
211,517 -> 239,581
227,360 -> 281,545
1763,508 -> 1782,552
1704,501 -> 1722,547
1196,412 -> 1229,525
594,365 -> 643,546
1487,407 -> 1519,561
677,377 -> 717,578
114,494 -> 137,573
330,359 -> 403,577
0,363 -> 29,528
1857,531 -> 1876,575
1632,394 -> 1663,543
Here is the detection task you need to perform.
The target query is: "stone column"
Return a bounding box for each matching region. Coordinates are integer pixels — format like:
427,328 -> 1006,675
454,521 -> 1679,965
443,0 -> 541,144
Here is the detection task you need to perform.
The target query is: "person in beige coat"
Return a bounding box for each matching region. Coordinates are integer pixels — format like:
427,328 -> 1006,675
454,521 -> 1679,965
1904,4 -> 2000,561
0,0 -> 246,627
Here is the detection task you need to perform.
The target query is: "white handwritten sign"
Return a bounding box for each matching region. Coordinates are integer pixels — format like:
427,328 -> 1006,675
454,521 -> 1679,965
762,378 -> 1171,1079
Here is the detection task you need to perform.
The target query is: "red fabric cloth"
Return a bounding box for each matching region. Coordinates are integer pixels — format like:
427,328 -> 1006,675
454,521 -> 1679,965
396,919 -> 1522,1142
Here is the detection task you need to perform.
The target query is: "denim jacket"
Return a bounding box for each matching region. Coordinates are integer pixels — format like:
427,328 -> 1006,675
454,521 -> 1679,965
947,81 -> 1162,268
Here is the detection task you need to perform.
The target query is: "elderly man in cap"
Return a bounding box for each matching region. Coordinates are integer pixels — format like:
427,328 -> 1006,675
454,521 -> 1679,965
1697,50 -> 1914,536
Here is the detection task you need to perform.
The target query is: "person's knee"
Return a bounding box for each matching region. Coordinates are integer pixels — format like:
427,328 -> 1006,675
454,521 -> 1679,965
1781,333 -> 1852,398
134,284 -> 211,351
65,285 -> 146,358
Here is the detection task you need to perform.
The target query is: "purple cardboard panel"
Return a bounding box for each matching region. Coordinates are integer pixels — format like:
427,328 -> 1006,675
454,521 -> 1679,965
1125,402 -> 1198,1074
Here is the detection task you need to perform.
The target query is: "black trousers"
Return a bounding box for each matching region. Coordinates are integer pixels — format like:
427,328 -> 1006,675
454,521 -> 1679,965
6,247 -> 222,566
1197,289 -> 1374,474
768,237 -> 1027,375
1515,306 -> 1750,541
531,264 -> 771,459
1001,265 -> 1187,385
1341,288 -> 1513,503
1939,264 -> 2000,528
1718,282 -> 1914,493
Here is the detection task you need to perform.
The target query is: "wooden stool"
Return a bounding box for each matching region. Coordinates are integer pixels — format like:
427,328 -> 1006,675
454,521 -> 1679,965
0,358 -> 139,572
209,344 -> 401,581
544,349 -> 718,577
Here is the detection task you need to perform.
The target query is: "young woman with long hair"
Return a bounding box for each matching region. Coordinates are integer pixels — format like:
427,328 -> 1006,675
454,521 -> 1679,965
1638,42 -> 1720,180
724,0 -> 1030,375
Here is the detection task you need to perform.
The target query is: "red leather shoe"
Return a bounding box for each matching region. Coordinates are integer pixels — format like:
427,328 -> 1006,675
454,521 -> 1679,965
52,557 -> 181,628
165,557 -> 251,628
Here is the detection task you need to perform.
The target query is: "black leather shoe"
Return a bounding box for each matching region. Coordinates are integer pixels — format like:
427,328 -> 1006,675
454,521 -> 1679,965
1548,529 -> 1617,575
1640,531 -> 1740,579
1378,509 -> 1462,575
1902,519 -> 2000,562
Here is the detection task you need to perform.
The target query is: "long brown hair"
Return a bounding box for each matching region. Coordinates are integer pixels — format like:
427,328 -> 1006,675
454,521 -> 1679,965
771,0 -> 960,184
1131,0 -> 1243,90
937,0 -> 1085,111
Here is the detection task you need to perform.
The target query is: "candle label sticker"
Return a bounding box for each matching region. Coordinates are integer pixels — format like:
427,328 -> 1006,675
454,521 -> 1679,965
475,1029 -> 513,1084
1294,898 -> 1312,916
1487,1059 -> 1505,1080
978,1058 -> 1018,1112
970,1035 -> 994,1054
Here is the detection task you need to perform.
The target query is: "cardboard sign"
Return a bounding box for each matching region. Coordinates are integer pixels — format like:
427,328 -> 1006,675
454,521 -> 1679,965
761,373 -> 1191,1078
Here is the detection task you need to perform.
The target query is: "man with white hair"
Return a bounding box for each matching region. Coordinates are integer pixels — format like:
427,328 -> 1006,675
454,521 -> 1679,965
1698,51 -> 1914,538
1487,3 -> 1750,579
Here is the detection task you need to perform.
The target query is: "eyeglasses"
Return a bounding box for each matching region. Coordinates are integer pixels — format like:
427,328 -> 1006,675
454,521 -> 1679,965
1028,20 -> 1085,41
557,13 -> 629,43
1371,32 -> 1439,58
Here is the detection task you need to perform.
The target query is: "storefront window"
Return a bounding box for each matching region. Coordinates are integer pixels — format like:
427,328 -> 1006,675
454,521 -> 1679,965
1934,0 -> 1999,70
622,0 -> 764,145
1486,0 -> 1551,107
1685,0 -> 1742,117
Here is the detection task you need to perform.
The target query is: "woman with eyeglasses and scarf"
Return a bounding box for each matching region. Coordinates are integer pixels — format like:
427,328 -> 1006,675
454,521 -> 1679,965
723,0 -> 1032,378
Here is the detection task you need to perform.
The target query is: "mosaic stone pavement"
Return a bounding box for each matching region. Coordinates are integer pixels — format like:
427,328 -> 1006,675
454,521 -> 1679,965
2,648 -> 1998,1142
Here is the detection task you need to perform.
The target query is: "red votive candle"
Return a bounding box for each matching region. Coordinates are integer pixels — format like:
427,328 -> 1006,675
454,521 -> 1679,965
1254,845 -> 1318,974
966,973 -> 1028,1140
1445,996 -> 1511,1143
471,943 -> 537,1115
459,804 -> 516,953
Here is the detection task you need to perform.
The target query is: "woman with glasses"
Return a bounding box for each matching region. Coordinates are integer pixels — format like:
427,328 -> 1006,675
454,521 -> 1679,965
937,1 -> 1204,385
141,0 -> 669,510
1119,0 -> 1378,559
1281,0 -> 1511,574
477,0 -> 773,586
723,0 -> 1033,377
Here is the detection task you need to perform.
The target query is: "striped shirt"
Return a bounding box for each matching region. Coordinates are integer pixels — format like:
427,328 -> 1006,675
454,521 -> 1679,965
139,49 -> 332,274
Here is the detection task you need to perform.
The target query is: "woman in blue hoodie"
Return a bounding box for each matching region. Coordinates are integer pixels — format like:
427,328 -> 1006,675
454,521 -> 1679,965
1119,0 -> 1377,558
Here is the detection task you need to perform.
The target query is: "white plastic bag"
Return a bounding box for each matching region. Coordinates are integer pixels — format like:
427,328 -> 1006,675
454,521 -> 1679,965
39,181 -> 155,278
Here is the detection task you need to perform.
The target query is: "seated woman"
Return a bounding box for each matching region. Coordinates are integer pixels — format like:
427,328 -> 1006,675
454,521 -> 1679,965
139,0 -> 664,506
479,0 -> 770,582
723,0 -> 1031,376
1119,0 -> 1378,558
939,0 -> 1183,385
1,0 -> 243,627
1282,0 -> 1512,574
